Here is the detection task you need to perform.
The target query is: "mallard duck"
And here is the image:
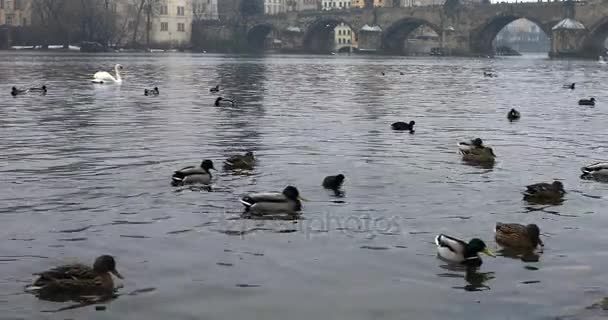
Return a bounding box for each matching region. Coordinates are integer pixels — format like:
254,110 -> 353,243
240,186 -> 304,215
210,85 -> 220,93
29,85 -> 47,94
224,151 -> 255,170
523,180 -> 565,203
435,234 -> 495,266
26,255 -> 123,299
495,223 -> 543,251
563,83 -> 575,90
483,71 -> 497,78
322,174 -> 345,190
171,160 -> 215,186
11,86 -> 28,96
581,162 -> 608,180
391,121 -> 415,133
458,138 -> 496,163
214,97 -> 235,107
578,98 -> 595,106
507,108 -> 520,121
144,87 -> 159,96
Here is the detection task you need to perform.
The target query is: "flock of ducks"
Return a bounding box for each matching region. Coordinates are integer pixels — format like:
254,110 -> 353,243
13,64 -> 608,303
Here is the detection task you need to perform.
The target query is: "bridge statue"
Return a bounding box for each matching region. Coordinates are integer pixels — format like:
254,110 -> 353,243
193,0 -> 608,58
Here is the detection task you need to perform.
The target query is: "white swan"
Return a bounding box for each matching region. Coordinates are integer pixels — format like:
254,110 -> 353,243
92,64 -> 123,84
599,56 -> 607,65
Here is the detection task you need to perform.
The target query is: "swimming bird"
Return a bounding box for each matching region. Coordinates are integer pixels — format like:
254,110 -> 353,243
210,85 -> 220,93
381,72 -> 385,76
400,72 -> 404,75
224,151 -> 255,170
483,71 -> 497,78
523,180 -> 565,203
214,97 -> 235,107
581,162 -> 608,180
92,64 -> 123,84
563,83 -> 575,90
391,121 -> 415,133
11,86 -> 28,96
240,186 -> 304,215
171,160 -> 216,186
458,138 -> 496,163
435,234 -> 495,266
144,87 -> 159,96
578,98 -> 595,106
322,174 -> 345,190
507,108 -> 520,121
29,85 -> 47,94
495,223 -> 543,251
26,255 -> 123,299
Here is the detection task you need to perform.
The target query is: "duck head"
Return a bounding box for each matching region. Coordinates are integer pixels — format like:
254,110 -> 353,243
93,255 -> 123,279
472,138 -> 483,147
590,98 -> 596,102
409,121 -> 416,127
552,180 -> 564,191
200,160 -> 216,172
466,238 -> 495,258
154,87 -> 159,92
11,87 -> 17,95
283,186 -> 303,201
525,224 -> 543,247
335,174 -> 345,184
42,85 -> 47,91
245,151 -> 254,158
214,97 -> 223,106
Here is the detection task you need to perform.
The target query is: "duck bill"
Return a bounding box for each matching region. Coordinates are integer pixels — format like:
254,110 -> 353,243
482,248 -> 496,257
297,196 -> 308,202
111,269 -> 124,279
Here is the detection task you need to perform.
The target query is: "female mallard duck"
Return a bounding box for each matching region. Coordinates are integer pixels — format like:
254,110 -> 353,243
563,83 -> 575,90
210,85 -> 220,93
391,121 -> 415,133
171,160 -> 215,186
214,97 -> 235,107
507,108 -> 520,121
322,174 -> 345,190
11,86 -> 28,96
458,138 -> 496,163
523,180 -> 565,203
435,234 -> 495,266
495,223 -> 543,251
581,162 -> 608,180
26,255 -> 123,299
240,186 -> 304,215
144,87 -> 159,96
224,151 -> 255,170
578,97 -> 595,106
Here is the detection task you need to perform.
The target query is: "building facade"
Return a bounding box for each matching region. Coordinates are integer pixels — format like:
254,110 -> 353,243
294,0 -> 319,11
353,0 -> 386,8
0,0 -> 31,26
322,0 -> 352,10
265,0 -> 287,15
334,22 -> 357,51
195,0 -> 218,20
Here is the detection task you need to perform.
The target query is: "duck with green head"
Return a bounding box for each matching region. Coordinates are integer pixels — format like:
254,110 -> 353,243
240,186 -> 305,216
435,234 -> 495,267
171,160 -> 216,186
26,255 -> 123,300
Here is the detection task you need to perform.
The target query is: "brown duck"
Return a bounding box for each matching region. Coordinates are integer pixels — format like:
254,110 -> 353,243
495,223 -> 544,251
26,255 -> 123,299
523,181 -> 565,204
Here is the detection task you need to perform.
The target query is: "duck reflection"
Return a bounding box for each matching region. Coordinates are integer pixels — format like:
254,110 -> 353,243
438,264 -> 495,292
497,247 -> 541,263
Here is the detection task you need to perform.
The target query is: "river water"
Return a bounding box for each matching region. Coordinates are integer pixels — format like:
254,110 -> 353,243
1,52 -> 608,319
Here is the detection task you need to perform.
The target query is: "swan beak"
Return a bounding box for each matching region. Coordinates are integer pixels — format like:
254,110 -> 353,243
482,248 -> 496,257
298,196 -> 308,202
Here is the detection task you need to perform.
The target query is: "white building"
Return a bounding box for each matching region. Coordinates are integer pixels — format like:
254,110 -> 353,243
322,0 -> 352,10
0,0 -> 31,26
294,0 -> 319,11
148,0 -> 193,48
334,22 -> 356,51
265,0 -> 287,15
194,0 -> 218,20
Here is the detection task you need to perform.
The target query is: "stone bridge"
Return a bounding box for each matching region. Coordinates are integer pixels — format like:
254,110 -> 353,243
200,0 -> 608,58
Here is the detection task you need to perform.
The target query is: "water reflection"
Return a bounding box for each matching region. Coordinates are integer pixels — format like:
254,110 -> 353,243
438,264 -> 496,292
497,247 -> 542,263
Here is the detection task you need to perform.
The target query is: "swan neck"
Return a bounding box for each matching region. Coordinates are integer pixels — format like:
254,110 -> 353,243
115,66 -> 122,81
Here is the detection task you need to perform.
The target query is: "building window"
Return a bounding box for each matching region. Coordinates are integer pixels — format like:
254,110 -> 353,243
14,0 -> 20,9
5,14 -> 13,25
160,22 -> 168,31
177,6 -> 185,16
177,23 -> 185,32
160,5 -> 168,15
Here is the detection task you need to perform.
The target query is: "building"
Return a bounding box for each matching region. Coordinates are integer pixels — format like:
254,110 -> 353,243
0,0 -> 31,26
353,0 -> 385,8
290,0 -> 319,11
194,0 -> 218,20
322,0 -> 352,10
265,0 -> 287,15
334,22 -> 357,51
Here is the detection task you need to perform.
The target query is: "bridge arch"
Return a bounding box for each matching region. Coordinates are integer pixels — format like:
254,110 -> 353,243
584,17 -> 608,58
471,15 -> 554,55
382,18 -> 442,55
303,18 -> 356,53
247,24 -> 279,51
